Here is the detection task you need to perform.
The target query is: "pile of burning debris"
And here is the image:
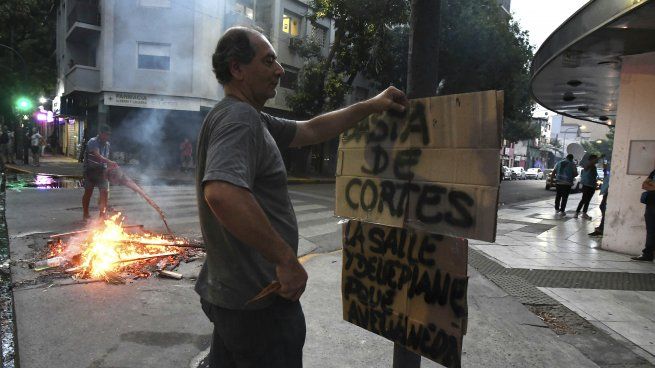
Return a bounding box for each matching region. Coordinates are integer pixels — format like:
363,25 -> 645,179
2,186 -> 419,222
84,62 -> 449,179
31,214 -> 204,284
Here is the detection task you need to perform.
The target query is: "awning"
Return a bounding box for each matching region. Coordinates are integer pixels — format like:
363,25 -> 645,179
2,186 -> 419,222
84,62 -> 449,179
530,0 -> 655,127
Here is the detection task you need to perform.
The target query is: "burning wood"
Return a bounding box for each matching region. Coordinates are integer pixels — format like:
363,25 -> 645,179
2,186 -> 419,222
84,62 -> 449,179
49,225 -> 144,239
36,214 -> 204,283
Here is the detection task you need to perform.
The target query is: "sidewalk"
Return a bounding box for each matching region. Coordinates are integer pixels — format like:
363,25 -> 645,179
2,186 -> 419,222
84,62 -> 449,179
470,194 -> 655,366
4,154 -> 335,184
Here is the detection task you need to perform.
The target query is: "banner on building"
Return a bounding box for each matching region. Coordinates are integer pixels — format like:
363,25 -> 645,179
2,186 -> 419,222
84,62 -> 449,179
335,90 -> 503,242
104,92 -> 201,111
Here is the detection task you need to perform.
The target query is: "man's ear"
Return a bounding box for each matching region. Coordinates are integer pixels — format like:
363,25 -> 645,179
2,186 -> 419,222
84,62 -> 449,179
229,60 -> 245,81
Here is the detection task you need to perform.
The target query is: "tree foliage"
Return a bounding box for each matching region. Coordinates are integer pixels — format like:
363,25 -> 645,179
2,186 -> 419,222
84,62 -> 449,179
287,0 -> 409,116
581,126 -> 615,160
0,0 -> 56,127
290,0 -> 536,142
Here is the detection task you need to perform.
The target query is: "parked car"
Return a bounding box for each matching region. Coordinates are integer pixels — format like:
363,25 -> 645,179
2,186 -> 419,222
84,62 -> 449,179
510,167 -> 526,180
526,168 -> 544,180
502,166 -> 516,180
545,167 -> 580,191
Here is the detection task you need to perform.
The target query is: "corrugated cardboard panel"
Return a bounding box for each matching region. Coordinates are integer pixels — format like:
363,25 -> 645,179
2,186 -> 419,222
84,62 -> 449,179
338,148 -> 501,186
341,221 -> 468,368
339,90 -> 501,150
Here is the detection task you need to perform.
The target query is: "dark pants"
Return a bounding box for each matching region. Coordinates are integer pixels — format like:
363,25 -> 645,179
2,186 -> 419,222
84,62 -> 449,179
22,146 -> 29,164
641,206 -> 655,259
201,298 -> 306,368
555,184 -> 572,212
575,185 -> 595,213
597,193 -> 608,231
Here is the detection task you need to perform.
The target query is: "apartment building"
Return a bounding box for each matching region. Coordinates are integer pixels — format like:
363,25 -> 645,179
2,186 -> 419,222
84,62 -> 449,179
53,0 -> 223,165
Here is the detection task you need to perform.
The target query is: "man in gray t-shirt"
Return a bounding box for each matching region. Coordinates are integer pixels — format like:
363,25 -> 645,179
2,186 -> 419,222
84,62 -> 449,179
197,26 -> 408,367
82,125 -> 117,220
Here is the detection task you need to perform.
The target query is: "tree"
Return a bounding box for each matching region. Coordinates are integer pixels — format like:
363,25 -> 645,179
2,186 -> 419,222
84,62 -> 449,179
291,0 -> 536,142
581,127 -> 615,160
0,0 -> 57,127
287,0 -> 409,117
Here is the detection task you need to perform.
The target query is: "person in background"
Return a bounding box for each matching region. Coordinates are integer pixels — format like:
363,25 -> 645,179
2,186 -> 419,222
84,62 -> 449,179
22,128 -> 31,165
551,154 -> 579,217
82,125 -> 118,220
0,125 -> 8,164
30,128 -> 43,167
574,154 -> 599,219
179,137 -> 193,172
633,167 -> 655,261
6,129 -> 15,164
589,163 -> 610,236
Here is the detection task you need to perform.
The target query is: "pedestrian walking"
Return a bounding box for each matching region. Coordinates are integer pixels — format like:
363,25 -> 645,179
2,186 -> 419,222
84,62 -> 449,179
632,167 -> 655,261
30,128 -> 43,167
196,26 -> 408,368
551,154 -> 578,217
589,163 -> 610,236
574,154 -> 599,219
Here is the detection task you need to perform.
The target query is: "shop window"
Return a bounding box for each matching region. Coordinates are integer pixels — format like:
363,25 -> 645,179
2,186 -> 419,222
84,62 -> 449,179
138,42 -> 171,71
282,12 -> 300,37
234,0 -> 254,19
280,65 -> 298,89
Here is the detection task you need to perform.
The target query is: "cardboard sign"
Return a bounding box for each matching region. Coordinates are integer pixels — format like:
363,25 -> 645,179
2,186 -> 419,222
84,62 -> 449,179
335,90 -> 503,242
342,220 -> 468,368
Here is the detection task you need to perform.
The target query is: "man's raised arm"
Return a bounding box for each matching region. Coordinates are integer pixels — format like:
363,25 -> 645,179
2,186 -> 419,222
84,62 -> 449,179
290,86 -> 409,148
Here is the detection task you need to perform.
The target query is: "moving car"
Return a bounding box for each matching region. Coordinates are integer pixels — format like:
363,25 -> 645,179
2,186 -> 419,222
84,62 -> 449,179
526,168 -> 544,180
510,167 -> 526,180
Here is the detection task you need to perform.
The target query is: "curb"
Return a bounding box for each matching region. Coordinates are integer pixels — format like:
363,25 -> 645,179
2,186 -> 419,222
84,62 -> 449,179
0,171 -> 17,368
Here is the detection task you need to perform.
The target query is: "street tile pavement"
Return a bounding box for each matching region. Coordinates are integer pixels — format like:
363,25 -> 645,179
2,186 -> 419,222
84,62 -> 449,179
473,193 -> 655,363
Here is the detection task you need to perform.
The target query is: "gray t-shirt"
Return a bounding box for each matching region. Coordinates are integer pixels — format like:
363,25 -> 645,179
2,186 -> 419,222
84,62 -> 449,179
195,96 -> 298,310
84,136 -> 110,170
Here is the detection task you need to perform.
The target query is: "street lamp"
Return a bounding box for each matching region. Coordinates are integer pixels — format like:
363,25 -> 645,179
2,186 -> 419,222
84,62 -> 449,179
596,140 -> 603,144
39,96 -> 47,104
15,97 -> 33,112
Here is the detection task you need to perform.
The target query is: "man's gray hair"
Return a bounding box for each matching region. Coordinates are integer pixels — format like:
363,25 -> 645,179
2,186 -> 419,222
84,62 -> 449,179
212,27 -> 263,85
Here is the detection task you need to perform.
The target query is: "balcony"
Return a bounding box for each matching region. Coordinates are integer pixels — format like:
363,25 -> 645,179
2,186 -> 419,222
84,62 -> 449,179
65,65 -> 100,93
66,1 -> 101,43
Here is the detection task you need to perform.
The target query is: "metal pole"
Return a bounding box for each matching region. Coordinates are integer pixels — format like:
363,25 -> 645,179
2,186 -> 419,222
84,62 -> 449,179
393,344 -> 421,368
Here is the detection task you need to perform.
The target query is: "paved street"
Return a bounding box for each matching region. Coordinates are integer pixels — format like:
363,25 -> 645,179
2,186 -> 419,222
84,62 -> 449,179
3,175 -> 655,367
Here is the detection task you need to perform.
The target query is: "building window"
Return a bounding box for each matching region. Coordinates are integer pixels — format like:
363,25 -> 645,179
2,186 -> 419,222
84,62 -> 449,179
310,23 -> 327,46
234,0 -> 254,19
282,12 -> 301,37
280,65 -> 298,89
138,42 -> 171,71
139,0 -> 171,8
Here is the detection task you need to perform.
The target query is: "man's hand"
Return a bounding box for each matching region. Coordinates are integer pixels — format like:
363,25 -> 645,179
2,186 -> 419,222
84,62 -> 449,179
107,160 -> 119,170
368,86 -> 409,114
275,256 -> 308,301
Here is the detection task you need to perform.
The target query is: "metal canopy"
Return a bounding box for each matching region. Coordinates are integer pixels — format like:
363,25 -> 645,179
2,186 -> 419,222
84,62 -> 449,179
530,0 -> 655,127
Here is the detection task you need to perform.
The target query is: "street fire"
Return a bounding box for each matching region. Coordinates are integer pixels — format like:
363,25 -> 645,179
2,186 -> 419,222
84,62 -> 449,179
36,214 -> 203,282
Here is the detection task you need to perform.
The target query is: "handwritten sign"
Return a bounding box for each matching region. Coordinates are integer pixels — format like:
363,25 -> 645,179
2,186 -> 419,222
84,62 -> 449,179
335,90 -> 503,242
342,220 -> 468,367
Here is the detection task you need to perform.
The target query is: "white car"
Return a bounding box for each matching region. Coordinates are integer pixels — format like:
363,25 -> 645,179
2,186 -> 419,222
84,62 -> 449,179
526,168 -> 544,180
510,167 -> 526,180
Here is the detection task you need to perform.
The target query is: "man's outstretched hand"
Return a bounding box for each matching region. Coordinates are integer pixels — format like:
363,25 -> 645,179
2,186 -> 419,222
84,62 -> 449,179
369,86 -> 410,114
276,256 -> 308,301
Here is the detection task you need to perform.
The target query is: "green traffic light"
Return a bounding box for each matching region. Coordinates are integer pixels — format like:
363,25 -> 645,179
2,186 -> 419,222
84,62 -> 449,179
15,97 -> 32,111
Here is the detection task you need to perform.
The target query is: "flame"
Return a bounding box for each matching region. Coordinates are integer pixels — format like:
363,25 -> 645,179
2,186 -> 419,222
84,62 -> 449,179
50,213 -> 186,279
